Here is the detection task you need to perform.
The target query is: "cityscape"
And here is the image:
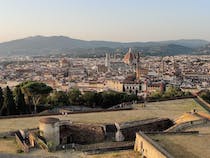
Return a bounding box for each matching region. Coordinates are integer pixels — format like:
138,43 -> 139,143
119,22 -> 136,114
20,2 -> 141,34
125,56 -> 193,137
0,51 -> 210,94
0,0 -> 210,158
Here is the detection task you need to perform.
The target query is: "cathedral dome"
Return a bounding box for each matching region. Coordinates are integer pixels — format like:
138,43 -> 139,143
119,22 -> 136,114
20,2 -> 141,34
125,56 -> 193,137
123,48 -> 136,65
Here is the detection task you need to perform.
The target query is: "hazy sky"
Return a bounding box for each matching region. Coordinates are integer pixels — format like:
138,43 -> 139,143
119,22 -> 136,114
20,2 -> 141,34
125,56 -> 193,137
0,0 -> 210,42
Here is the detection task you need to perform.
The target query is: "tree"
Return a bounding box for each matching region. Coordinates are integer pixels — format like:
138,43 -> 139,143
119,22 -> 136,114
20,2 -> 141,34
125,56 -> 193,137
125,93 -> 139,102
1,86 -> 17,115
14,86 -> 27,114
199,90 -> 210,104
0,87 -> 4,114
68,89 -> 83,105
100,91 -> 121,108
150,91 -> 162,100
164,86 -> 184,98
48,91 -> 70,106
82,91 -> 99,107
19,81 -> 53,113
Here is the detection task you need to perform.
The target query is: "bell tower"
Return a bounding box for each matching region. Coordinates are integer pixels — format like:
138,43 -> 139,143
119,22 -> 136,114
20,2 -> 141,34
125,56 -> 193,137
136,52 -> 140,80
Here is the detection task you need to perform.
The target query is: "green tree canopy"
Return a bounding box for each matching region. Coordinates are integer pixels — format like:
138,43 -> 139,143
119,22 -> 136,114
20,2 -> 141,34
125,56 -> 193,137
48,91 -> 70,106
0,87 -> 4,114
163,86 -> 184,98
14,86 -> 27,114
150,91 -> 162,100
82,91 -> 100,107
199,90 -> 210,104
1,86 -> 17,115
18,81 -> 53,113
68,88 -> 82,105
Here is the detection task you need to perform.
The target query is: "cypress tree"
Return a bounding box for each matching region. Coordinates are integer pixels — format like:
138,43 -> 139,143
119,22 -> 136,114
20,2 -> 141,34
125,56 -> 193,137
1,106 -> 7,116
14,87 -> 27,114
0,87 -> 3,112
3,86 -> 17,115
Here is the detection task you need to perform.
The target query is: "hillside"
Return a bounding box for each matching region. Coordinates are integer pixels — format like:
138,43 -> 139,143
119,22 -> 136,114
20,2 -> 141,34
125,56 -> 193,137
141,44 -> 193,56
196,43 -> 210,55
0,36 -> 208,56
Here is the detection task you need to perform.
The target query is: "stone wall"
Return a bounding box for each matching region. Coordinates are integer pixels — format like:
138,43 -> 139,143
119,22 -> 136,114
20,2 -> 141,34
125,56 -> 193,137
60,123 -> 105,144
166,119 -> 210,132
15,131 -> 29,153
120,118 -> 173,141
134,132 -> 174,158
194,96 -> 210,112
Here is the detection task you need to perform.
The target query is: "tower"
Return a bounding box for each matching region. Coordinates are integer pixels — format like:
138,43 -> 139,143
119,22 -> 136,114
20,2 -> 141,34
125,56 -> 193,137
173,56 -> 181,77
39,118 -> 60,148
136,52 -> 140,80
173,56 -> 176,70
105,53 -> 110,71
159,57 -> 164,77
105,53 -> 110,67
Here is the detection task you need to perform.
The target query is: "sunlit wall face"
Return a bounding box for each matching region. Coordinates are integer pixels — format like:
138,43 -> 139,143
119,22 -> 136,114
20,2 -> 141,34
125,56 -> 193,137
0,0 -> 210,42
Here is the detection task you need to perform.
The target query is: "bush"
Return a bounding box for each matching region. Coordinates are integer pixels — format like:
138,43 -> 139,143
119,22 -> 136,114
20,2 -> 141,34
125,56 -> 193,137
199,90 -> 210,104
47,91 -> 70,107
16,149 -> 23,153
148,86 -> 188,100
81,90 -> 138,108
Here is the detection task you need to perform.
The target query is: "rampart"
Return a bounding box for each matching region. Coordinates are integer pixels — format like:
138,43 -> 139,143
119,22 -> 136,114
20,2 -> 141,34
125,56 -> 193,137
134,132 -> 174,158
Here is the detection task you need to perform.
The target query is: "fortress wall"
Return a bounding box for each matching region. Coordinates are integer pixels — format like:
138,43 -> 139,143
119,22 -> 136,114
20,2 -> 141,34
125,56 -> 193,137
121,119 -> 173,141
134,132 -> 174,158
60,123 -> 105,144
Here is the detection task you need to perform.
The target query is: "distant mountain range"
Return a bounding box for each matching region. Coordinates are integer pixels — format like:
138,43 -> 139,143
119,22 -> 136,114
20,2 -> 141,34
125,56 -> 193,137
197,43 -> 210,55
0,36 -> 209,56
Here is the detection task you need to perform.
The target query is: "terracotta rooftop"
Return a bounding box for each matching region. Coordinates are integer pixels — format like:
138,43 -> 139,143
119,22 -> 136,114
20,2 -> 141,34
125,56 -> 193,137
123,48 -> 136,65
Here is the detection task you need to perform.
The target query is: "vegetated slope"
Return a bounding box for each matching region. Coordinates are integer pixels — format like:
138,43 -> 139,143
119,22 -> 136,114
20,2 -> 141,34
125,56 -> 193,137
0,35 -> 208,56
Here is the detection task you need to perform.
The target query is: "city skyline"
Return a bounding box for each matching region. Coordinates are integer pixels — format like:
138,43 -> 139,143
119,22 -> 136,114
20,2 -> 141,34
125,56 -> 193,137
1,0 -> 210,42
0,1 -> 210,157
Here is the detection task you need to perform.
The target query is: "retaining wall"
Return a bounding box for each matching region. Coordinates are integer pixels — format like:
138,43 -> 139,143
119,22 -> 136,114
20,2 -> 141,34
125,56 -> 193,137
194,96 -> 210,112
15,131 -> 29,153
134,132 -> 174,158
120,118 -> 173,141
165,119 -> 210,132
60,123 -> 105,144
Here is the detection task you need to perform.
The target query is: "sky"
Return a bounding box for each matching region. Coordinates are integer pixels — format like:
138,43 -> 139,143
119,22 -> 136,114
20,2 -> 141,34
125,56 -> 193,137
0,0 -> 210,42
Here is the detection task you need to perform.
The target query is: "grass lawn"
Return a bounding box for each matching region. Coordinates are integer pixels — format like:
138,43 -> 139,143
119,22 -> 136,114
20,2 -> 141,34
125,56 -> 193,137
0,137 -> 18,154
0,99 -> 207,133
22,150 -> 140,158
87,150 -> 141,158
186,125 -> 210,134
151,133 -> 210,158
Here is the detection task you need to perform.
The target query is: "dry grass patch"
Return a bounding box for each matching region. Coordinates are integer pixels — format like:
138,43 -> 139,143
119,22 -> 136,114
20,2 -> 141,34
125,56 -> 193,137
0,138 -> 17,154
151,134 -> 210,158
0,99 -> 206,133
87,150 -> 141,158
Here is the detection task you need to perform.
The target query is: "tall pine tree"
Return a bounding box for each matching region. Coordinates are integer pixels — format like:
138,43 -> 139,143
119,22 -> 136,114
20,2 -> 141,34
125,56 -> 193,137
0,87 -> 4,115
14,86 -> 27,114
2,86 -> 17,115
